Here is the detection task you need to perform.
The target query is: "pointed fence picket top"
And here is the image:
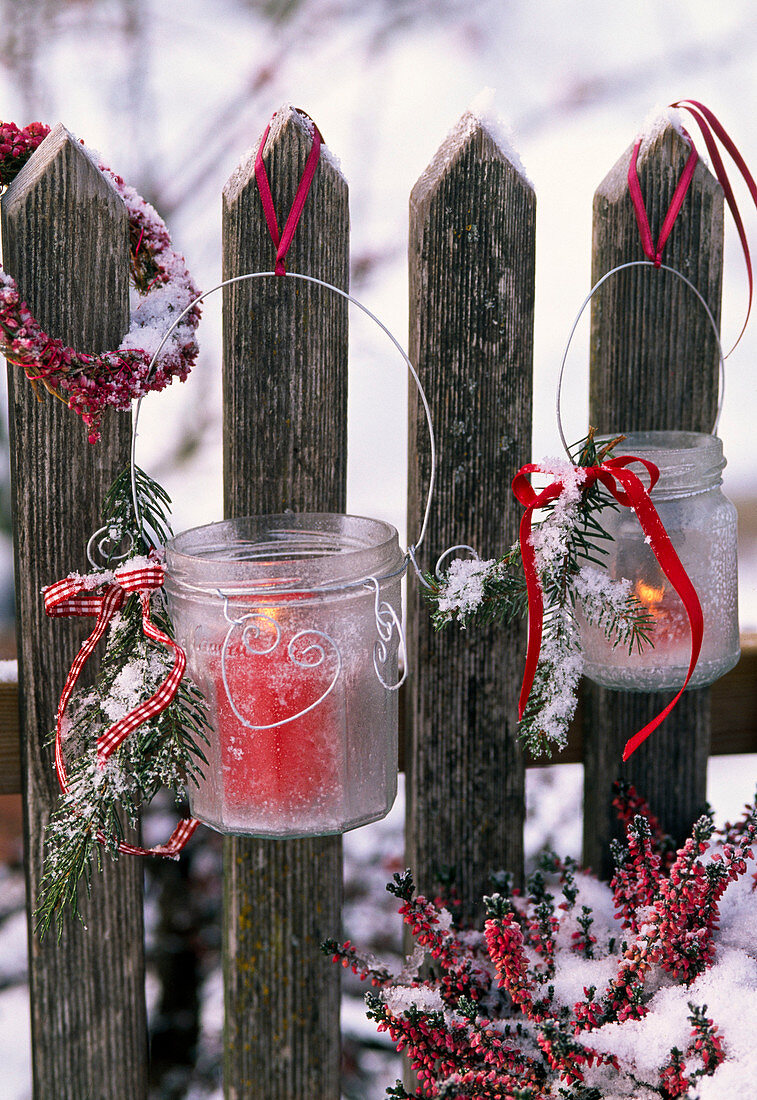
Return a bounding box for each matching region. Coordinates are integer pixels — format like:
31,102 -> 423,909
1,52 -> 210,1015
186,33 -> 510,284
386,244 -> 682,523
221,105 -> 348,1099
407,114 -> 534,921
1,125 -> 147,1097
582,122 -> 724,878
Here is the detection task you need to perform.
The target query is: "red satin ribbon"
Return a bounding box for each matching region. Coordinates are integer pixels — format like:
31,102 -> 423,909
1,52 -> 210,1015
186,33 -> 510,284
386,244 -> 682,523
512,458 -> 704,761
44,560 -> 199,858
627,135 -> 698,268
629,99 -> 757,353
254,108 -> 323,276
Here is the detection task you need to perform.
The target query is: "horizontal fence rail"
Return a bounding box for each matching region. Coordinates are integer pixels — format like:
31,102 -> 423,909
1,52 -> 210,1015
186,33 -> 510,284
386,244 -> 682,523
2,636 -> 756,797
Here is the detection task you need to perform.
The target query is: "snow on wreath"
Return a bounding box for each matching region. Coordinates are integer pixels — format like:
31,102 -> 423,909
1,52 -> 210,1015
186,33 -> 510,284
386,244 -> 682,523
0,120 -> 200,442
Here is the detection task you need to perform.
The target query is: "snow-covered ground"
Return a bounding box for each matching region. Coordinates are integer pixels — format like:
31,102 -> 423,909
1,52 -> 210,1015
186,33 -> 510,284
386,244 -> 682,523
2,754 -> 754,1100
2,1 -> 757,1096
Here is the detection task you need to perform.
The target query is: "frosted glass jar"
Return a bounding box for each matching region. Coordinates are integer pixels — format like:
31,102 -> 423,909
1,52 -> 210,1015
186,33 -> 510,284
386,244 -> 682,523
164,513 -> 404,837
579,431 -> 739,692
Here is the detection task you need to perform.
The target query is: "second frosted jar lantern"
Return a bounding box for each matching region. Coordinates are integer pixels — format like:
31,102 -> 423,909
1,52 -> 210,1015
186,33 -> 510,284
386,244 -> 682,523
579,431 -> 739,692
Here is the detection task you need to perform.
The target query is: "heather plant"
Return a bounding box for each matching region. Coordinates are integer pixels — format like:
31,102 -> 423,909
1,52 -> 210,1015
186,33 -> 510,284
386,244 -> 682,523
324,784 -> 757,1098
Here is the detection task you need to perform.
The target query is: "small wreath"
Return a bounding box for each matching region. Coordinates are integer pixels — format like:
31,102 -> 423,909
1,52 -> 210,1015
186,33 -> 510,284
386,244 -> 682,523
0,121 -> 200,442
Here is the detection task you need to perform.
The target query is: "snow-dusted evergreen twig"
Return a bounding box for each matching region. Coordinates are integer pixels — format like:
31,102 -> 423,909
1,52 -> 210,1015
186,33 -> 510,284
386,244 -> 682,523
425,432 -> 655,757
37,467 -> 209,937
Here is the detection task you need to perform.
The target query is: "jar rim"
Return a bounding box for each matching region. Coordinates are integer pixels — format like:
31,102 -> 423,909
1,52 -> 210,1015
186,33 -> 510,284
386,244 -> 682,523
597,431 -> 725,492
165,512 -> 404,596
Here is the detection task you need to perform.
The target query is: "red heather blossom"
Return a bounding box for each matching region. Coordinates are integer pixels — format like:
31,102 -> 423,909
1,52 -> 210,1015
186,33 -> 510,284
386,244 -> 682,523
659,1047 -> 688,1097
328,801 -> 756,1098
654,818 -> 755,981
611,813 -> 662,932
322,937 -> 392,986
366,991 -> 546,1098
658,1004 -> 725,1098
0,122 -> 200,441
613,779 -> 675,869
0,120 -> 49,185
394,890 -> 491,1005
484,904 -> 536,1016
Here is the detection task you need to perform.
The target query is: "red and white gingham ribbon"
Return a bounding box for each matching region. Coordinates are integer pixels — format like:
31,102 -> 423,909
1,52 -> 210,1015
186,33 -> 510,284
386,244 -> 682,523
44,559 -> 199,858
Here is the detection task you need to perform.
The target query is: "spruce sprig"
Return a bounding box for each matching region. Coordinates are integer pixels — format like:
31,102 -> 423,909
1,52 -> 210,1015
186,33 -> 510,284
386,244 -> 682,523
36,468 -> 210,938
102,464 -> 173,556
423,541 -> 528,631
426,431 -> 656,757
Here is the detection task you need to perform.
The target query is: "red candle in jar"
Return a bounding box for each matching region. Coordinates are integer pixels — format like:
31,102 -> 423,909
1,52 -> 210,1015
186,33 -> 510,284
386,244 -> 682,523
209,601 -> 345,829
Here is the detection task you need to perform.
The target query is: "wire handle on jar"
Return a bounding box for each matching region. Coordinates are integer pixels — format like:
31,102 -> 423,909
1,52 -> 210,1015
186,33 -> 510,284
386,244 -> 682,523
130,271 -> 437,575
555,259 -> 726,459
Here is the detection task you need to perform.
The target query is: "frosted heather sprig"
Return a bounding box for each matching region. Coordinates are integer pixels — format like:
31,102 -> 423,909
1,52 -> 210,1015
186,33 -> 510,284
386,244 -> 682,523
610,814 -> 662,933
0,120 -> 200,441
327,794 -> 754,1097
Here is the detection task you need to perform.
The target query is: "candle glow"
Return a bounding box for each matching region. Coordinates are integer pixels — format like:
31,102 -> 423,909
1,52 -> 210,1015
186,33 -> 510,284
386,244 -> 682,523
165,514 -> 403,837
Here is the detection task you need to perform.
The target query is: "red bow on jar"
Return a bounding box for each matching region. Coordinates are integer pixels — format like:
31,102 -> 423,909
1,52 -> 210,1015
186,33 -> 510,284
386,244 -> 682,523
512,456 -> 704,760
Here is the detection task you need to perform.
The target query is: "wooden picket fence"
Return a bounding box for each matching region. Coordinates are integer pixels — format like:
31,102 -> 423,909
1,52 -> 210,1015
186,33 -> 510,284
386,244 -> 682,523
0,106 -> 756,1099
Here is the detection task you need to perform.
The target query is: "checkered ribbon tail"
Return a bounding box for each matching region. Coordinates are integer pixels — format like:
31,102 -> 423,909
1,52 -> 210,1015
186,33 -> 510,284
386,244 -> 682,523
43,560 -> 199,859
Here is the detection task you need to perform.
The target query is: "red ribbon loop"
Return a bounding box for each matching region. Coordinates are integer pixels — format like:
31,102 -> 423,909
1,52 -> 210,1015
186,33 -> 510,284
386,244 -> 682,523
629,100 -> 757,355
44,559 -> 198,859
670,100 -> 757,354
513,458 -> 704,761
627,130 -> 699,268
254,108 -> 323,276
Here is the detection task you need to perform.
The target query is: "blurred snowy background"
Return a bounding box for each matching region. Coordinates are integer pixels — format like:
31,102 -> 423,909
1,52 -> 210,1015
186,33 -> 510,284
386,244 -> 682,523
1,0 -> 757,1096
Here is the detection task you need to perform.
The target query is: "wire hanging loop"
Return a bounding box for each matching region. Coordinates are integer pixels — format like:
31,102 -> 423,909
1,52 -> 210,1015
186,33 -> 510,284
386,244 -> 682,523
130,271 -> 437,561
555,259 -> 726,459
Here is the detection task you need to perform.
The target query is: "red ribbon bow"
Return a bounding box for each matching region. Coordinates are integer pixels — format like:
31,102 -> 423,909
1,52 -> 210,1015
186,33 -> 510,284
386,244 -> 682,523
512,457 -> 704,761
44,558 -> 199,858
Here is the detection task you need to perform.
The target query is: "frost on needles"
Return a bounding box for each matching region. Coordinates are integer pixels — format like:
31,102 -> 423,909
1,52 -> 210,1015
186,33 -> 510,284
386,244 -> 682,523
425,433 -> 655,758
37,467 -> 210,937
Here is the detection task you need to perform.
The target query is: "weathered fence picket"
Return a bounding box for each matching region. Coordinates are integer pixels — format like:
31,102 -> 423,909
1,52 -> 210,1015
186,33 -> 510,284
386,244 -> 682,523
221,105 -> 348,1099
582,123 -> 724,877
2,125 -> 148,1098
0,106 -> 754,1099
407,114 -> 534,917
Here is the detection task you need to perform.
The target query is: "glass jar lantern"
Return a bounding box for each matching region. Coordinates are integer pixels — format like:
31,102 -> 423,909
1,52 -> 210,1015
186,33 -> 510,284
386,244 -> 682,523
164,513 -> 405,837
579,431 -> 739,691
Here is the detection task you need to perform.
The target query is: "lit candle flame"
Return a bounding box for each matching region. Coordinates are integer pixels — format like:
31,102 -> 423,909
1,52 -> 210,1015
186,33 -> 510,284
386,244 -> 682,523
635,579 -> 666,611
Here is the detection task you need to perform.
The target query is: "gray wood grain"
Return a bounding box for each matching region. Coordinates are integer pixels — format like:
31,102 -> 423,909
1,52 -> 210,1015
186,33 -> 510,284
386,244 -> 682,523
407,115 -> 534,921
221,105 -> 348,1099
583,123 -> 724,878
1,124 -> 147,1098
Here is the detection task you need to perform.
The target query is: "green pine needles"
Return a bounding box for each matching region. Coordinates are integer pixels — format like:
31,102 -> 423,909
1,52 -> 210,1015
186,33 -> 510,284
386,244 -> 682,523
37,466 -> 210,938
425,432 -> 655,758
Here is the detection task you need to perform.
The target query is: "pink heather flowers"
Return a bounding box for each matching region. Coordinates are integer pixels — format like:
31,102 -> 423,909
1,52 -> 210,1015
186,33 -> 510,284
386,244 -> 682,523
0,121 -> 200,442
0,121 -> 50,184
326,784 -> 756,1099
